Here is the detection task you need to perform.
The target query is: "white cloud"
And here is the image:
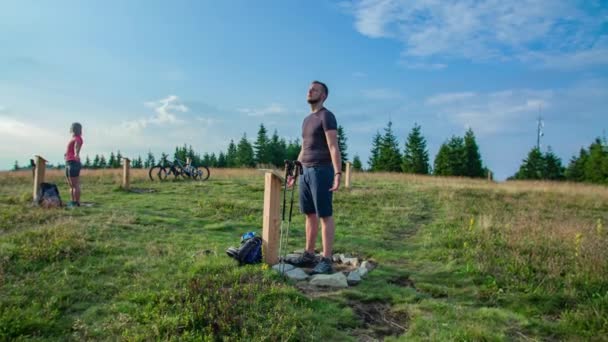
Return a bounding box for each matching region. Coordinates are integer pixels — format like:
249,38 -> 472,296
145,95 -> 187,124
399,61 -> 447,70
237,103 -> 288,117
524,37 -> 608,70
426,92 -> 476,105
0,115 -> 64,154
426,89 -> 552,134
362,88 -> 402,100
122,95 -> 187,132
348,0 -> 608,69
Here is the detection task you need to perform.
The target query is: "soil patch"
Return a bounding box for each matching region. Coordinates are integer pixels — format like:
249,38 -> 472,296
349,300 -> 408,341
129,188 -> 157,194
388,275 -> 415,288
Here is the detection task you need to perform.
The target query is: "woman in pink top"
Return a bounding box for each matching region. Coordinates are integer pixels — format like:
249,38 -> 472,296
65,122 -> 83,208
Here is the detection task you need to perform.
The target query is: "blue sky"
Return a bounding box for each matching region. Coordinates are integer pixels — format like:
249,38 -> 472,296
1,0 -> 607,180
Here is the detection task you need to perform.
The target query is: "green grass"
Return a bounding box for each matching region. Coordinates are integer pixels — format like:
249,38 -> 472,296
1,169 -> 607,340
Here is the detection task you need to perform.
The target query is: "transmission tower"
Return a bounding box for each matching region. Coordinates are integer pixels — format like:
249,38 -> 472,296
536,105 -> 544,150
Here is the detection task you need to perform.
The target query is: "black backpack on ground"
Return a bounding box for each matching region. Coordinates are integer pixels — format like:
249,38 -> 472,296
226,233 -> 263,265
37,182 -> 62,208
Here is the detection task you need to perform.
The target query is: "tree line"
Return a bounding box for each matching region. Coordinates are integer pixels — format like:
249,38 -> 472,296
11,121 -> 607,185
11,123 -> 341,171
511,137 -> 608,184
366,121 -> 489,178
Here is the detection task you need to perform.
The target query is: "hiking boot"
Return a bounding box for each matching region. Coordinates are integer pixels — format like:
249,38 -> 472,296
284,251 -> 317,267
311,257 -> 333,275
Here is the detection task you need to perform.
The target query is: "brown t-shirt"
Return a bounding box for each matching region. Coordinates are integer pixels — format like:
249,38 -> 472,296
300,108 -> 337,167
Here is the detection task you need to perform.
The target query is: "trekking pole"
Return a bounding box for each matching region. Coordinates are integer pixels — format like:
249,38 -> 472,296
277,160 -> 294,274
281,161 -> 302,273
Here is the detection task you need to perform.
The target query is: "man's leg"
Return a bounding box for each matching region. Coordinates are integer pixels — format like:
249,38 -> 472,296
305,213 -> 319,253
320,216 -> 335,258
310,166 -> 334,274
284,167 -> 318,267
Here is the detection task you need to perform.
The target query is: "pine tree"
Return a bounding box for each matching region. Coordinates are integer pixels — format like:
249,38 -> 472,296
402,123 -> 430,174
145,151 -> 155,168
202,153 -> 211,167
447,136 -> 467,176
236,133 -> 255,167
376,121 -> 402,172
209,153 -> 218,167
433,142 -> 451,176
565,148 -> 588,182
92,155 -> 101,169
584,138 -> 608,184
115,151 -> 123,168
84,155 -> 92,169
226,139 -> 238,167
285,139 -> 301,161
433,136 -> 466,176
108,152 -> 116,169
187,145 -> 196,164
463,128 -> 484,178
267,130 -> 287,167
368,131 -> 382,171
543,147 -> 564,180
254,124 -> 270,166
174,145 -> 188,163
13,160 -> 19,171
352,155 -> 362,171
514,147 -> 545,180
217,152 -> 227,168
136,155 -> 143,168
337,125 -> 348,167
99,155 -> 107,168
159,153 -> 170,166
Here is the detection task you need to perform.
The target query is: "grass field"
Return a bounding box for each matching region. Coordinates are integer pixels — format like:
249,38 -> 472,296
1,169 -> 607,341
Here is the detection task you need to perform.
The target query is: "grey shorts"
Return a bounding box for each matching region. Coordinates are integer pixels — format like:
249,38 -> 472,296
66,160 -> 81,178
299,165 -> 334,218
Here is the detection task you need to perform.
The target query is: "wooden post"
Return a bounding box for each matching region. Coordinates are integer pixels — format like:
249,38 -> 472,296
487,171 -> 492,181
262,171 -> 282,265
32,155 -> 47,202
122,158 -> 131,189
345,162 -> 352,188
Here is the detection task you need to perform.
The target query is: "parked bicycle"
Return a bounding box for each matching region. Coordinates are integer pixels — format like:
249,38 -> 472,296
148,159 -> 210,181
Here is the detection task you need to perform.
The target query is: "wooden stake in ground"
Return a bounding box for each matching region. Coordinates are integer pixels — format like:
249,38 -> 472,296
32,155 -> 47,202
262,171 -> 282,265
122,158 -> 131,189
345,162 -> 352,188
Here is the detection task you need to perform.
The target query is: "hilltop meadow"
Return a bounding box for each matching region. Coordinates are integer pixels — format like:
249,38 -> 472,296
1,169 -> 607,341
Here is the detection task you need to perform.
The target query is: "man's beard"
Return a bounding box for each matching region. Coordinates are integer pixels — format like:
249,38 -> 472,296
307,98 -> 320,105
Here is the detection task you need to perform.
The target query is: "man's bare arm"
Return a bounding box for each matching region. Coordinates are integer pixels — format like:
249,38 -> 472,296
325,130 -> 342,191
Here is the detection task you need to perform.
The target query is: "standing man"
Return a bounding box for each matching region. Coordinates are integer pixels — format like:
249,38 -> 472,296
286,81 -> 341,274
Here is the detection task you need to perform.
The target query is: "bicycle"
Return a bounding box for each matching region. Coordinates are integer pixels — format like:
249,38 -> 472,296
148,159 -> 210,181
181,160 -> 210,181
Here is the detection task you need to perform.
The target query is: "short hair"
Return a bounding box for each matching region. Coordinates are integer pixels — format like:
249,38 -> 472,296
70,122 -> 82,136
312,80 -> 329,98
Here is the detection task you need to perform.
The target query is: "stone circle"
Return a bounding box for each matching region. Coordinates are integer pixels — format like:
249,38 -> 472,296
273,251 -> 377,289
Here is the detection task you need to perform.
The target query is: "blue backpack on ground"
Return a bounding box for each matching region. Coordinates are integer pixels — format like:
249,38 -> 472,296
226,232 -> 262,265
